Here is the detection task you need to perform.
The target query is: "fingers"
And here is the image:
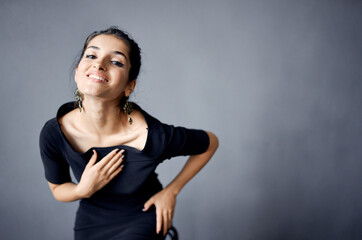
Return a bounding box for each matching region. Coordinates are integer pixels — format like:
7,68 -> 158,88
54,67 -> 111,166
163,211 -> 168,235
163,209 -> 173,235
103,149 -> 125,173
156,208 -> 162,234
107,157 -> 124,175
109,161 -> 124,181
96,148 -> 123,169
168,210 -> 173,229
143,198 -> 169,235
144,193 -> 175,236
108,163 -> 124,180
143,198 -> 153,212
85,150 -> 98,169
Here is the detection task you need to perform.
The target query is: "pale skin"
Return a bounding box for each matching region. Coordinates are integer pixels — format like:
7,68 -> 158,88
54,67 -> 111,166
48,34 -> 219,235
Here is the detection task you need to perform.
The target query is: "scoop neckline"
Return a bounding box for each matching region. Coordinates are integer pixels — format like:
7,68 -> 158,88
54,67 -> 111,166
55,102 -> 151,156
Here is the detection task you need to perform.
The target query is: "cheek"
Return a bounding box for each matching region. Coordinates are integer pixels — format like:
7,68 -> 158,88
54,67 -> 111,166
77,61 -> 87,71
121,68 -> 131,82
74,69 -> 79,82
75,61 -> 88,81
113,69 -> 129,83
74,68 -> 83,83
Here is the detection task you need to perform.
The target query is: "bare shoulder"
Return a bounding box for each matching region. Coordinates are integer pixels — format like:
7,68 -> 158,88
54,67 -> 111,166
120,109 -> 149,151
58,109 -> 78,131
130,108 -> 148,129
57,109 -> 82,151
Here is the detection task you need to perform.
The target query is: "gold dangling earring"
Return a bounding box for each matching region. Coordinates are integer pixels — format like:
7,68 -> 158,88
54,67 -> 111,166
74,88 -> 83,112
123,99 -> 133,125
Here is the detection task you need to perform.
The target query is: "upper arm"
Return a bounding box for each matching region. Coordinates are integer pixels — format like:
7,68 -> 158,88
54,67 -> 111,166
39,121 -> 72,184
160,123 -> 212,160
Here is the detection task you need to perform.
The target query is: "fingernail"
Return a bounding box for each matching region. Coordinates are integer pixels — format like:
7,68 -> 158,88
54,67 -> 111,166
121,155 -> 125,159
120,149 -> 125,153
120,165 -> 124,169
142,208 -> 146,211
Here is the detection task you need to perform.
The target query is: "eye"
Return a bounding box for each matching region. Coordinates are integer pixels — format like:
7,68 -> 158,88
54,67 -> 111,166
85,54 -> 96,59
111,61 -> 124,67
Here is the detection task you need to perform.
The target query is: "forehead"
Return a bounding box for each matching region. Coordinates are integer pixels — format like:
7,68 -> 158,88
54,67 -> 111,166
86,34 -> 129,57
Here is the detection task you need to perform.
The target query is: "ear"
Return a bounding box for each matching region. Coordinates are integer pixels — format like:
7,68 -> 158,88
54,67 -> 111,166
125,80 -> 136,97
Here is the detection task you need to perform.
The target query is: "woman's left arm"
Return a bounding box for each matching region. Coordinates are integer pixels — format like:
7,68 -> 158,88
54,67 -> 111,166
143,131 -> 219,235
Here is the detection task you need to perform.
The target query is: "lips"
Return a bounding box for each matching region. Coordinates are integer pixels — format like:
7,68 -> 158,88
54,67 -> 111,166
87,73 -> 108,82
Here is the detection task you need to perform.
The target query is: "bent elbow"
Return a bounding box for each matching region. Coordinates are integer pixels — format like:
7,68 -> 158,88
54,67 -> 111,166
50,188 -> 66,202
52,192 -> 68,202
206,131 -> 219,153
47,181 -> 71,202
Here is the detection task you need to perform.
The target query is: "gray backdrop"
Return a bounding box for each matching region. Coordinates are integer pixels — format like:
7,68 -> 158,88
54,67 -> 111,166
1,0 -> 362,239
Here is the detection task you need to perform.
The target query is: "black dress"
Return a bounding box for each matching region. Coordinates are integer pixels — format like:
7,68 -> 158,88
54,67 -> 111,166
39,102 -> 210,240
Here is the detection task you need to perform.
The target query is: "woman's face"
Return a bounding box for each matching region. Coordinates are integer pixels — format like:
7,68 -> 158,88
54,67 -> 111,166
75,34 -> 134,101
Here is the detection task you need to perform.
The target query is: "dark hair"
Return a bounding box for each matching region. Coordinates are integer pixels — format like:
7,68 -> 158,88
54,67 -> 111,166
74,26 -> 141,82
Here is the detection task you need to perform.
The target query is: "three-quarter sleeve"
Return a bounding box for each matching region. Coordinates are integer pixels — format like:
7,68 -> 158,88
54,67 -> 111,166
39,120 -> 71,184
160,123 -> 210,160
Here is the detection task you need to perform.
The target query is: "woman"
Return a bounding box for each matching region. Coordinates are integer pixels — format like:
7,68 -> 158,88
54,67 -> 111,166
39,27 -> 219,240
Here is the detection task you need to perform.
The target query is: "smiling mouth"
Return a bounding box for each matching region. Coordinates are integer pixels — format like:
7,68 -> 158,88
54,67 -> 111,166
88,74 -> 108,82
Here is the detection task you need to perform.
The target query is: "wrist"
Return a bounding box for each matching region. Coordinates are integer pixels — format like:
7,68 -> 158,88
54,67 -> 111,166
75,184 -> 90,199
164,184 -> 181,196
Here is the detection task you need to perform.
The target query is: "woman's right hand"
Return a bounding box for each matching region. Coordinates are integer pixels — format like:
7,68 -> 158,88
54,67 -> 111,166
75,148 -> 125,198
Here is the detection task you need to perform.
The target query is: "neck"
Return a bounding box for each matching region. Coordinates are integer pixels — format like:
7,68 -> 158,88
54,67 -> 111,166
77,97 -> 129,136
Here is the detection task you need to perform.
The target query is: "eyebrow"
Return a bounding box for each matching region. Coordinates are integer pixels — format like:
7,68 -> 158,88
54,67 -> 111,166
86,46 -> 128,62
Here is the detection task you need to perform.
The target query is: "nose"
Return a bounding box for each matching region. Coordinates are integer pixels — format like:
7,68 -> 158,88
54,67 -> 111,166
92,61 -> 106,71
